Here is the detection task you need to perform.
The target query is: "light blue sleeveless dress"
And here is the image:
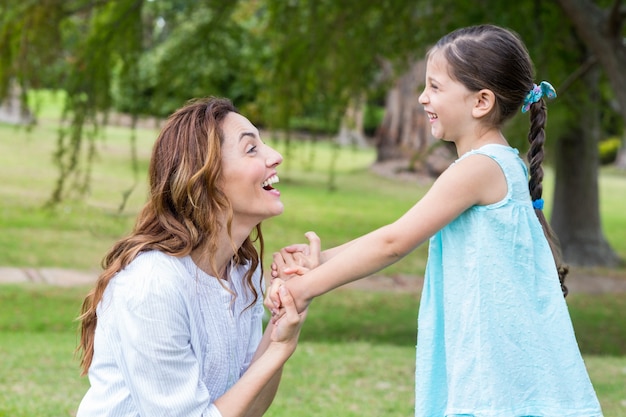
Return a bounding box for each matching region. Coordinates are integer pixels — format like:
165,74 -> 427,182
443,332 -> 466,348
414,144 -> 603,416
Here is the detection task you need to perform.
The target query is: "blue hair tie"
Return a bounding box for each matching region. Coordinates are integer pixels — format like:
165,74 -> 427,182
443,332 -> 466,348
521,81 -> 557,113
532,198 -> 544,210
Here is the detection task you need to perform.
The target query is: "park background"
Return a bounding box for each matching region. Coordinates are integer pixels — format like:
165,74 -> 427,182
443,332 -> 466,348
1,1 -> 626,416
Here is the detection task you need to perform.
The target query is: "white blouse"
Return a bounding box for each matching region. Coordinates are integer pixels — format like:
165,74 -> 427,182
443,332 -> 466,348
76,250 -> 265,417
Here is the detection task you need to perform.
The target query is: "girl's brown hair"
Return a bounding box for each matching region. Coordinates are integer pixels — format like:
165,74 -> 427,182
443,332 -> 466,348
76,97 -> 265,375
430,24 -> 568,295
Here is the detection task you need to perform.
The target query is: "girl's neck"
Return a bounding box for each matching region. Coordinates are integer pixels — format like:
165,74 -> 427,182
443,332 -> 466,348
454,129 -> 508,157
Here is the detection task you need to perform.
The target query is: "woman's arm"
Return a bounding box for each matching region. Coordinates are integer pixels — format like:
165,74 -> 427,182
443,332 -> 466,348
112,272 -> 305,417
214,285 -> 306,417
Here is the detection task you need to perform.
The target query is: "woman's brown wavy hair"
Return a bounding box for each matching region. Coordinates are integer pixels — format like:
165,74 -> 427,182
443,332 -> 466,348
76,97 -> 265,375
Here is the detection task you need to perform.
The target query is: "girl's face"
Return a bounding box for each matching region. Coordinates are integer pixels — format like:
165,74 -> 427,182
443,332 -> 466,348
418,51 -> 476,142
219,112 -> 284,228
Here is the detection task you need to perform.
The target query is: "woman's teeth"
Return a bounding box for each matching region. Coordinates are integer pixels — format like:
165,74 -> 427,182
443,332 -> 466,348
262,175 -> 279,189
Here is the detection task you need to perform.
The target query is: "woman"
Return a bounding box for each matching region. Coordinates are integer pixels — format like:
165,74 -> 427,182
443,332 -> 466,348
76,97 -> 306,417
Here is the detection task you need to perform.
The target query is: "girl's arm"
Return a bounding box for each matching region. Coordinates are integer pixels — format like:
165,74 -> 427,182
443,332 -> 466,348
271,230 -> 364,280
268,153 -> 507,314
271,231 -> 322,280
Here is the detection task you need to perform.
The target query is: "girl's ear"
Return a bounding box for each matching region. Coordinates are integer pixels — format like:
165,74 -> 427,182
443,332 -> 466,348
472,89 -> 496,119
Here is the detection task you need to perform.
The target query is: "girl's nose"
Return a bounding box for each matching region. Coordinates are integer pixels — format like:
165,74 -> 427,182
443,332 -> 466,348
418,90 -> 428,104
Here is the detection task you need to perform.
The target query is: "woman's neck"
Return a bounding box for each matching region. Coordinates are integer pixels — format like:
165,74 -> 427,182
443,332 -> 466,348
190,221 -> 252,278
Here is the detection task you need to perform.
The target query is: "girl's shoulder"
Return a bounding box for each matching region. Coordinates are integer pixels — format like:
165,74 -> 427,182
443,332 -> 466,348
456,143 -> 526,178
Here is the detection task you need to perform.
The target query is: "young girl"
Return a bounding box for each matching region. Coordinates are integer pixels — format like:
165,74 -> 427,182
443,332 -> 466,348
76,97 -> 307,417
268,25 -> 603,416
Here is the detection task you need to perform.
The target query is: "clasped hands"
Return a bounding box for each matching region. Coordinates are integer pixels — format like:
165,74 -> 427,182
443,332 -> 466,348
265,232 -> 321,321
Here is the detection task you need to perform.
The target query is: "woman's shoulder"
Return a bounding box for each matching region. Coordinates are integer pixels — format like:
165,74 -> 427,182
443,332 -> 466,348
124,250 -> 187,277
111,251 -> 191,303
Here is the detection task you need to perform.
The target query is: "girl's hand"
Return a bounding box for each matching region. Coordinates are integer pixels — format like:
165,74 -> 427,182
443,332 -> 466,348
271,251 -> 310,281
271,232 -> 321,280
265,278 -> 310,320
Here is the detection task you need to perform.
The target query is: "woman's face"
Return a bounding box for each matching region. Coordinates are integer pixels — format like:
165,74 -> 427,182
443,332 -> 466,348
219,112 -> 284,228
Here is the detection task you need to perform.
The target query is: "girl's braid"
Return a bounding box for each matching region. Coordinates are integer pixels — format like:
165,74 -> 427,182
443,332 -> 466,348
527,99 -> 569,296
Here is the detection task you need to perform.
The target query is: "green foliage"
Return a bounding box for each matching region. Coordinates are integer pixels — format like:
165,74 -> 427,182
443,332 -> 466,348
112,1 -> 265,118
363,104 -> 384,137
261,0 -> 437,129
599,137 -> 622,165
2,0 -> 625,207
0,0 -> 65,95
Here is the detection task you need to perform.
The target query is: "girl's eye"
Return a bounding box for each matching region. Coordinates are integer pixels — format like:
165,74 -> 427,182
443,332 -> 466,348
246,145 -> 257,154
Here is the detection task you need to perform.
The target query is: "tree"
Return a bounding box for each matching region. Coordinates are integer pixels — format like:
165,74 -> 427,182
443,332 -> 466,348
544,0 -> 625,266
0,0 -> 255,204
1,0 -> 145,203
1,0 -> 623,267
374,59 -> 431,163
556,0 -> 626,169
405,1 -> 622,268
552,62 -> 620,266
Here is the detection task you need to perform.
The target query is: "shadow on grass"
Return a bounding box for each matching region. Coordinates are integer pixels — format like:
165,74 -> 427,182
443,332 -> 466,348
1,284 -> 625,355
299,290 -> 420,347
300,289 -> 626,356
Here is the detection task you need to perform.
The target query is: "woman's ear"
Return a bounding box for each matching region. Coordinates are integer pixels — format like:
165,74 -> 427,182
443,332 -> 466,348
472,89 -> 496,119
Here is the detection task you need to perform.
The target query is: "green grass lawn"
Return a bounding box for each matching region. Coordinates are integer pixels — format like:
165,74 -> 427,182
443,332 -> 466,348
1,91 -> 626,415
1,284 -> 625,416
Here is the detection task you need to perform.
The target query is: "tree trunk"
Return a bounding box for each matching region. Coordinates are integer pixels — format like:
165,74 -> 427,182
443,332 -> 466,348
337,95 -> 369,148
551,64 -> 620,267
615,131 -> 626,169
556,0 -> 626,169
0,81 -> 34,125
375,60 -> 431,163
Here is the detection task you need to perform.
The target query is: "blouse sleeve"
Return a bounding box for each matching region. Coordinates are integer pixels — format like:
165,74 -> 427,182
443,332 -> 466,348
109,270 -> 223,417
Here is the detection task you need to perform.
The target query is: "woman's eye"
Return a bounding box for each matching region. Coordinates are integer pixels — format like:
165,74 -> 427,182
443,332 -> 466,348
246,145 -> 257,154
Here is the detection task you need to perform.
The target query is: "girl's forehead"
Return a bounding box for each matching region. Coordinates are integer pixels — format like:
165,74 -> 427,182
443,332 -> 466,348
426,52 -> 451,78
427,49 -> 447,68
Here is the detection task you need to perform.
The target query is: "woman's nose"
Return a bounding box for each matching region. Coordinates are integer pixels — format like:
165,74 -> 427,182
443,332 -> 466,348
265,146 -> 283,167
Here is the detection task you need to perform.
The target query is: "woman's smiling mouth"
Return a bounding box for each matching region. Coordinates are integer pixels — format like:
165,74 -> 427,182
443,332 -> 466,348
262,174 -> 280,190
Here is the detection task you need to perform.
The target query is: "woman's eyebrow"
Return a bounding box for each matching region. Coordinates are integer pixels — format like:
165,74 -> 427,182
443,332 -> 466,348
239,131 -> 258,141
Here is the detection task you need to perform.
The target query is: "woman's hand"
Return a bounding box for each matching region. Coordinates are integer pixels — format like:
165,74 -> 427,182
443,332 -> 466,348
269,282 -> 307,347
271,232 -> 321,280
